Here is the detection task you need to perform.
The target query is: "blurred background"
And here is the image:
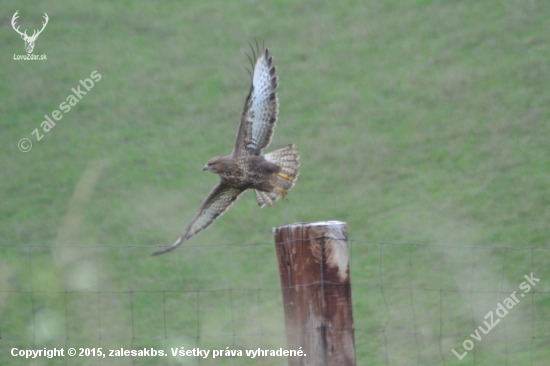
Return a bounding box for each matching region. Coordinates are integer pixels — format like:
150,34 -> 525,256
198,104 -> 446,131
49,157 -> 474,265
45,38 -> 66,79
1,0 -> 549,365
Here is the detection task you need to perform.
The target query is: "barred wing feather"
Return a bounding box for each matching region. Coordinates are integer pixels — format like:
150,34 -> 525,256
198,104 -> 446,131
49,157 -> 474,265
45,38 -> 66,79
151,183 -> 245,256
234,47 -> 279,156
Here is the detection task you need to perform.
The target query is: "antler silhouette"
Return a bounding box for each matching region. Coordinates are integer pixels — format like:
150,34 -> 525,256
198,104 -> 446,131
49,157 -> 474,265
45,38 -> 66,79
11,11 -> 27,38
11,11 -> 49,53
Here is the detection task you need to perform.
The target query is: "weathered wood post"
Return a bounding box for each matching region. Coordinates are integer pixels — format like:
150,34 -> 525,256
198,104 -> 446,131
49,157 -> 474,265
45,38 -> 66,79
273,221 -> 356,366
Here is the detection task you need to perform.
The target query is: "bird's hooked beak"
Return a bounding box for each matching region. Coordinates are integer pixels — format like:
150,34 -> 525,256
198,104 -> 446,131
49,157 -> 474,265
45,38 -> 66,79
203,165 -> 208,171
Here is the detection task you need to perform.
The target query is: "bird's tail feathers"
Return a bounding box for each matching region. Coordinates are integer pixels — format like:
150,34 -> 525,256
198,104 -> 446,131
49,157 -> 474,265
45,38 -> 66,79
254,189 -> 280,208
256,144 -> 300,207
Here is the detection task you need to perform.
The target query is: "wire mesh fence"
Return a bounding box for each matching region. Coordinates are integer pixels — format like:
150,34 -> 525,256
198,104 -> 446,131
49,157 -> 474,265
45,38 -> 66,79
1,238 -> 549,365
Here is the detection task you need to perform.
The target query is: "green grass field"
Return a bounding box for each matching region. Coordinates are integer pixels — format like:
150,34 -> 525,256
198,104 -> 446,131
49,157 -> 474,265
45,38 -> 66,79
2,0 -> 549,365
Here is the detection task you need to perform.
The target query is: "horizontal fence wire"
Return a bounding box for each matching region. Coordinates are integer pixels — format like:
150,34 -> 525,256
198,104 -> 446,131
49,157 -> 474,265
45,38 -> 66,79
0,239 -> 549,365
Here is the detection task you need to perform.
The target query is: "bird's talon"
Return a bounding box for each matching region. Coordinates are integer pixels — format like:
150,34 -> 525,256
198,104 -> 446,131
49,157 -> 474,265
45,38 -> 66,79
275,187 -> 288,199
277,172 -> 293,181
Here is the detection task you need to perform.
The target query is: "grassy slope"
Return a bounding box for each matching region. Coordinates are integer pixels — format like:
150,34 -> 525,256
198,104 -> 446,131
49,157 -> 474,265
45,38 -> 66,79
1,0 -> 549,365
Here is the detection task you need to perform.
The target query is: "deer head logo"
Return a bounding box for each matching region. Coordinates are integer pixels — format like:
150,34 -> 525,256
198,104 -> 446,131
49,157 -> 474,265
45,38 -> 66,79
11,11 -> 49,54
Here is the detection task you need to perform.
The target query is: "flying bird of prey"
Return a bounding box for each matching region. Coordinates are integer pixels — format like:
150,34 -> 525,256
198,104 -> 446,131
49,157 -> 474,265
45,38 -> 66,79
152,43 -> 299,256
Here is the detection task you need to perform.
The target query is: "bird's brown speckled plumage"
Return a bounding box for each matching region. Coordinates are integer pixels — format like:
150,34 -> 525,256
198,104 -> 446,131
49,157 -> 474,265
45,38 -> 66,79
151,43 -> 299,256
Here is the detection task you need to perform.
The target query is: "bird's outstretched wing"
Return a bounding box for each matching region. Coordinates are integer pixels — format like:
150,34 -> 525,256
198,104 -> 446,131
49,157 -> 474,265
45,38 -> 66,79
234,43 -> 279,156
151,183 -> 245,256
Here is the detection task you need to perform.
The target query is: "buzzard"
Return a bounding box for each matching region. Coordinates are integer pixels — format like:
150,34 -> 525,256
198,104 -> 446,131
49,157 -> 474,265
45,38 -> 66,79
152,43 -> 299,256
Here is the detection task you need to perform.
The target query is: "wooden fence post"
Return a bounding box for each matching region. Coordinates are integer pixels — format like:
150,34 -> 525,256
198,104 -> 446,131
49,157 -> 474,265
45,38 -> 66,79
273,221 -> 356,366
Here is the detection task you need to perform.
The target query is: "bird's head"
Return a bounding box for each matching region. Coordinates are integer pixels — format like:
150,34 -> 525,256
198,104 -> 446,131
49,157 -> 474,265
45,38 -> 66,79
203,157 -> 225,174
